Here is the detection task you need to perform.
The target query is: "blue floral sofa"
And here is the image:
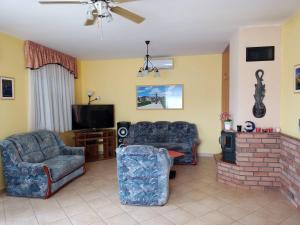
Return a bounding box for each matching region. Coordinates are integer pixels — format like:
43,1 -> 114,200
125,121 -> 200,164
0,130 -> 85,198
116,145 -> 172,206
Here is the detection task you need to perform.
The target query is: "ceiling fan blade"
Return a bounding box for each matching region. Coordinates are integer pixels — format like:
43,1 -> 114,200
84,9 -> 98,26
111,0 -> 139,3
84,18 -> 96,26
39,0 -> 88,4
110,6 -> 145,24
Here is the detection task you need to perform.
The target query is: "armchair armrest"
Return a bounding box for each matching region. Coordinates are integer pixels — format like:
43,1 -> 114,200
60,146 -> 85,156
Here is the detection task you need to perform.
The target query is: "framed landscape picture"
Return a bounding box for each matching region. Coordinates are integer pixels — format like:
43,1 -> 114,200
1,77 -> 15,100
136,84 -> 183,110
295,65 -> 300,93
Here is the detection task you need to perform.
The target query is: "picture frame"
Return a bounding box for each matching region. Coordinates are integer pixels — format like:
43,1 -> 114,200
136,84 -> 183,110
1,77 -> 15,100
295,65 -> 300,93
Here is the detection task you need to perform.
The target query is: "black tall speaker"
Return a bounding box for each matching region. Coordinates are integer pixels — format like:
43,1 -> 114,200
117,121 -> 131,147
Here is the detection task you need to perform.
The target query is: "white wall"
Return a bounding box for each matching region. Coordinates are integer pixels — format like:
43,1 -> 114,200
229,26 -> 281,130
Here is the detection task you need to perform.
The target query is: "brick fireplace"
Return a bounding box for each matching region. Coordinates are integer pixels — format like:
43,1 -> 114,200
280,134 -> 300,208
215,132 -> 300,209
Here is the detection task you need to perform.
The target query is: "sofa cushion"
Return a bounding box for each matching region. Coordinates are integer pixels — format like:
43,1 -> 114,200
34,130 -> 61,160
8,135 -> 44,163
44,155 -> 84,182
153,121 -> 170,142
167,122 -> 197,143
132,122 -> 157,143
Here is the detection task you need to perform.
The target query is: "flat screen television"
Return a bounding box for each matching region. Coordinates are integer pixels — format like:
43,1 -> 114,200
72,105 -> 114,130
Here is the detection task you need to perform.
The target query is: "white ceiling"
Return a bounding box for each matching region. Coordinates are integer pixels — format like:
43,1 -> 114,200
0,0 -> 300,59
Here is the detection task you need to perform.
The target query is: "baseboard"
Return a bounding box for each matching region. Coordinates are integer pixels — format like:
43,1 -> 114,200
199,153 -> 214,157
0,188 -> 5,195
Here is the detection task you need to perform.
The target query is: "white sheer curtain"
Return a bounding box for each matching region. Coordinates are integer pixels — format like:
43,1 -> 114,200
29,64 -> 75,132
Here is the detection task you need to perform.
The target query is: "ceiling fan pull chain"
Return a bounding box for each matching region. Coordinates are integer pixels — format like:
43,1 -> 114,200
97,17 -> 104,40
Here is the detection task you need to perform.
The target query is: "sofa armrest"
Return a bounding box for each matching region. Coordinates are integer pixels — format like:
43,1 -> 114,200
60,146 -> 85,156
14,162 -> 47,177
193,139 -> 201,146
123,137 -> 134,146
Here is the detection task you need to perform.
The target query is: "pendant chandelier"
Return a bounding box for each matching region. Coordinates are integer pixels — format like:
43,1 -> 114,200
137,41 -> 160,77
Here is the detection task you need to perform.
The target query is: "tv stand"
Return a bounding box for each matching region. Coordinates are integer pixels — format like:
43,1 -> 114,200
74,129 -> 116,162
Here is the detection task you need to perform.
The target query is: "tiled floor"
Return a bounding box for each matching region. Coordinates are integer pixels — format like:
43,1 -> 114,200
0,157 -> 299,225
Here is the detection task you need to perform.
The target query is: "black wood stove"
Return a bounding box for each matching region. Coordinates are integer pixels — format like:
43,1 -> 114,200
219,131 -> 236,164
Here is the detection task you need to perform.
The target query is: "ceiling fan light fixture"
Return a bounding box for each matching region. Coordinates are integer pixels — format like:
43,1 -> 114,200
86,9 -> 94,20
106,13 -> 113,22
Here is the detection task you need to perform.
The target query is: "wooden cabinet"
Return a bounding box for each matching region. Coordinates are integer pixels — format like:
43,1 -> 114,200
74,129 -> 116,162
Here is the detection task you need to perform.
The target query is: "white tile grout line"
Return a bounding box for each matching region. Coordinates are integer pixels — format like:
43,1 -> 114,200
28,198 -> 40,225
54,197 -> 76,225
1,199 -> 6,225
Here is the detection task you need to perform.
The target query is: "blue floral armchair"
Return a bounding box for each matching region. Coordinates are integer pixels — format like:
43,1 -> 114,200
0,130 -> 85,198
116,145 -> 172,206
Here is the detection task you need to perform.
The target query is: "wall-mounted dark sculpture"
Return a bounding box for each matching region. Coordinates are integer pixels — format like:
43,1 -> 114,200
253,69 -> 266,118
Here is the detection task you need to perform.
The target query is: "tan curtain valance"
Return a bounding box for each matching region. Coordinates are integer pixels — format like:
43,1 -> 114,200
24,41 -> 77,78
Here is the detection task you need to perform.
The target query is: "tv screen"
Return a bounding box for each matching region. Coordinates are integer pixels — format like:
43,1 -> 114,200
72,105 -> 114,130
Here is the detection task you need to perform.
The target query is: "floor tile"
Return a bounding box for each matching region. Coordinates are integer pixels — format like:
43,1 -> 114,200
5,206 -> 35,220
63,202 -> 92,217
280,214 -> 300,225
105,213 -> 139,225
6,215 -> 39,225
0,158 -> 299,225
80,190 -> 106,202
88,196 -> 112,210
238,211 -> 278,225
140,216 -> 175,225
230,222 -> 244,225
198,211 -> 234,225
179,202 -> 213,217
45,218 -> 72,225
96,202 -> 125,220
152,204 -> 178,215
196,197 -> 227,210
185,190 -> 208,201
70,211 -> 105,225
56,195 -> 85,208
218,205 -> 252,220
127,207 -> 159,223
183,217 -> 208,225
163,208 -> 195,225
36,209 -> 67,225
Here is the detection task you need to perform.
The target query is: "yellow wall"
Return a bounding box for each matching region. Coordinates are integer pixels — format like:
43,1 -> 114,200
77,54 -> 222,154
0,33 -> 28,189
281,13 -> 300,138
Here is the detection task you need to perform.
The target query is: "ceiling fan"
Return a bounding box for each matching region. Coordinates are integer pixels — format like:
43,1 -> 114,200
39,0 -> 145,25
